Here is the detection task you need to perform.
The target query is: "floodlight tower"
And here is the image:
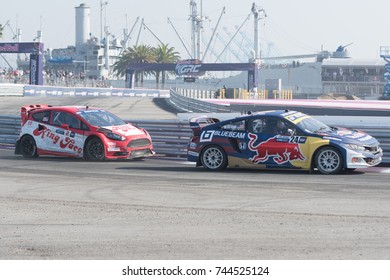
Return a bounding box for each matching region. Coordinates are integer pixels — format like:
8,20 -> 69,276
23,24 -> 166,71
251,2 -> 266,60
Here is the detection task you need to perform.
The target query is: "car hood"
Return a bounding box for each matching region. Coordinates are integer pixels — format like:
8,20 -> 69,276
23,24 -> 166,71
102,124 -> 147,137
321,127 -> 379,146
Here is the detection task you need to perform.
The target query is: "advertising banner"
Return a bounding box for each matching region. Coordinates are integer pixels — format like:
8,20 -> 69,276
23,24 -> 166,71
29,54 -> 43,85
0,42 -> 44,85
0,42 -> 43,54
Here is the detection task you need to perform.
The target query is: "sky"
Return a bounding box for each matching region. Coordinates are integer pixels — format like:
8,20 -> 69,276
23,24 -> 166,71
1,0 -> 390,68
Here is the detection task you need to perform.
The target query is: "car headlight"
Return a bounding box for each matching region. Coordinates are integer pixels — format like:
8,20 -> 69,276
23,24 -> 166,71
105,132 -> 126,141
98,128 -> 126,141
344,144 -> 365,152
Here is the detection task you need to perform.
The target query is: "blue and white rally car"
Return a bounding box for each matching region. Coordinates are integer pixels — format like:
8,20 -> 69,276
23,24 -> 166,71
187,110 -> 383,174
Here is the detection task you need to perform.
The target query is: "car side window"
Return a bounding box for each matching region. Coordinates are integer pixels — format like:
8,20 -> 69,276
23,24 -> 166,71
264,118 -> 289,135
250,117 -> 293,135
52,112 -> 81,129
31,111 -> 50,123
249,118 -> 266,133
52,112 -> 64,126
221,120 -> 246,132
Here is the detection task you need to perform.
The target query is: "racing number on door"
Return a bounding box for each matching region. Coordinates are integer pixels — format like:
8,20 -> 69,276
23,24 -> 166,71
289,136 -> 306,144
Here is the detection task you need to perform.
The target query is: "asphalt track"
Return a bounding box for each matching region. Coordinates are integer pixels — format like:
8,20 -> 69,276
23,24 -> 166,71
1,148 -> 390,260
1,96 -> 390,259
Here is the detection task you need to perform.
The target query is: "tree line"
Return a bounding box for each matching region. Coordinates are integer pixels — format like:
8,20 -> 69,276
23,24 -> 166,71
113,43 -> 181,87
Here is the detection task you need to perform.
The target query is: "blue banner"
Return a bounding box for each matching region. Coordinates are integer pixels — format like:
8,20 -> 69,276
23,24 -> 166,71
29,53 -> 44,85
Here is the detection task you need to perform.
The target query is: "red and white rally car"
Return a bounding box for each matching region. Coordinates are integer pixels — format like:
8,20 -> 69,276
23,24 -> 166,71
15,104 -> 155,160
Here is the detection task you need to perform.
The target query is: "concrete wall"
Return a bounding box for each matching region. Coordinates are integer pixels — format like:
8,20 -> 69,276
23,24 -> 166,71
0,84 -> 24,96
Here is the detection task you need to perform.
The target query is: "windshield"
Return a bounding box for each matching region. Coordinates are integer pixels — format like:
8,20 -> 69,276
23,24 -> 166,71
76,109 -> 126,127
295,117 -> 332,134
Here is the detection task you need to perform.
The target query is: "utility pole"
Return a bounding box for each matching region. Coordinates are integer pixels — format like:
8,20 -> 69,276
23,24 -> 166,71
251,2 -> 266,60
104,26 -> 110,71
100,0 -> 108,44
189,0 -> 204,60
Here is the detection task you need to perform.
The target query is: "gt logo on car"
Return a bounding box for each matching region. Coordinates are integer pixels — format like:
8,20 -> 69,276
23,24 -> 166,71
200,130 -> 215,142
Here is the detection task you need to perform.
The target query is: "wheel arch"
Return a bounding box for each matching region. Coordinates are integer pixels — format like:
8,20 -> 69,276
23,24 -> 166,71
310,144 -> 346,172
17,133 -> 31,150
83,134 -> 106,158
199,143 -> 229,169
19,133 -> 39,157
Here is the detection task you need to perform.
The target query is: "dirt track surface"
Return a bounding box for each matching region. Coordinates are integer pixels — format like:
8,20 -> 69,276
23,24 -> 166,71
1,149 -> 390,260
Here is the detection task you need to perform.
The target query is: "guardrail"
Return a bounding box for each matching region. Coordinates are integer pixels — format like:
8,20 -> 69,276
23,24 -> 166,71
0,115 -> 192,158
23,85 -> 170,98
169,88 -> 231,113
0,115 -> 389,164
0,84 -> 24,96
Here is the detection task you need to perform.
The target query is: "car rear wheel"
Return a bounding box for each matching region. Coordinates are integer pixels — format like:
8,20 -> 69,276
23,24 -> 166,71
201,145 -> 227,171
315,146 -> 343,174
20,135 -> 38,158
84,138 -> 105,160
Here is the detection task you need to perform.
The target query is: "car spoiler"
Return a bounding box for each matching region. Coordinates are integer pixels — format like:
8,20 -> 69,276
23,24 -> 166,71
189,116 -> 220,136
20,104 -> 51,125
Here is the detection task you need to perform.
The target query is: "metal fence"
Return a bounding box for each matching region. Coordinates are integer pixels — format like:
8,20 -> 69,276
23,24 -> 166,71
0,114 -> 389,164
0,115 -> 192,158
169,89 -> 230,113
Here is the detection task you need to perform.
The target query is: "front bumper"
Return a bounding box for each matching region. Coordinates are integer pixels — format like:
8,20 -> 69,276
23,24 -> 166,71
104,137 -> 154,159
345,148 -> 383,168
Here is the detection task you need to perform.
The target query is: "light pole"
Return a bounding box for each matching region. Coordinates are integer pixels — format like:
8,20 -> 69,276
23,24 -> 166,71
251,2 -> 266,60
100,0 -> 108,44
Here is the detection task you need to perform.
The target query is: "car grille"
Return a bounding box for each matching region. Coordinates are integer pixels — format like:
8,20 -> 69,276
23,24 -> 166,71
130,149 -> 153,158
127,138 -> 151,148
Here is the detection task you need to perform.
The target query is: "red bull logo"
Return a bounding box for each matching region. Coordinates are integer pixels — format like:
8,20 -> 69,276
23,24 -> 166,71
248,133 -> 306,164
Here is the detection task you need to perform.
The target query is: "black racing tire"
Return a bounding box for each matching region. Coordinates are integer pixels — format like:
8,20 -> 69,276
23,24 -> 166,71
200,145 -> 228,171
84,138 -> 105,161
20,135 -> 38,158
132,157 -> 145,161
345,168 -> 356,172
315,146 -> 343,174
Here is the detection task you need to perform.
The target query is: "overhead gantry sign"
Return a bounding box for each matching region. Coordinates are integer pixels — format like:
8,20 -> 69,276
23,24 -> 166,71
0,42 -> 44,85
125,60 -> 259,91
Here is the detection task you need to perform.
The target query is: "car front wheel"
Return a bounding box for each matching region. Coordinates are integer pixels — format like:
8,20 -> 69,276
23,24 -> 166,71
20,135 -> 38,158
201,145 -> 227,171
84,138 -> 105,160
315,146 -> 343,174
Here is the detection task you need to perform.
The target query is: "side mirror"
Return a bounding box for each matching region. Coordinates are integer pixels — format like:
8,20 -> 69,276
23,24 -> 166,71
60,124 -> 70,130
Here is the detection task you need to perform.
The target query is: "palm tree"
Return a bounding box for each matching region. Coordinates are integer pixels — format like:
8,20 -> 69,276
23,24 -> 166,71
0,24 -> 4,39
154,43 -> 181,87
112,48 -> 133,77
112,44 -> 156,87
